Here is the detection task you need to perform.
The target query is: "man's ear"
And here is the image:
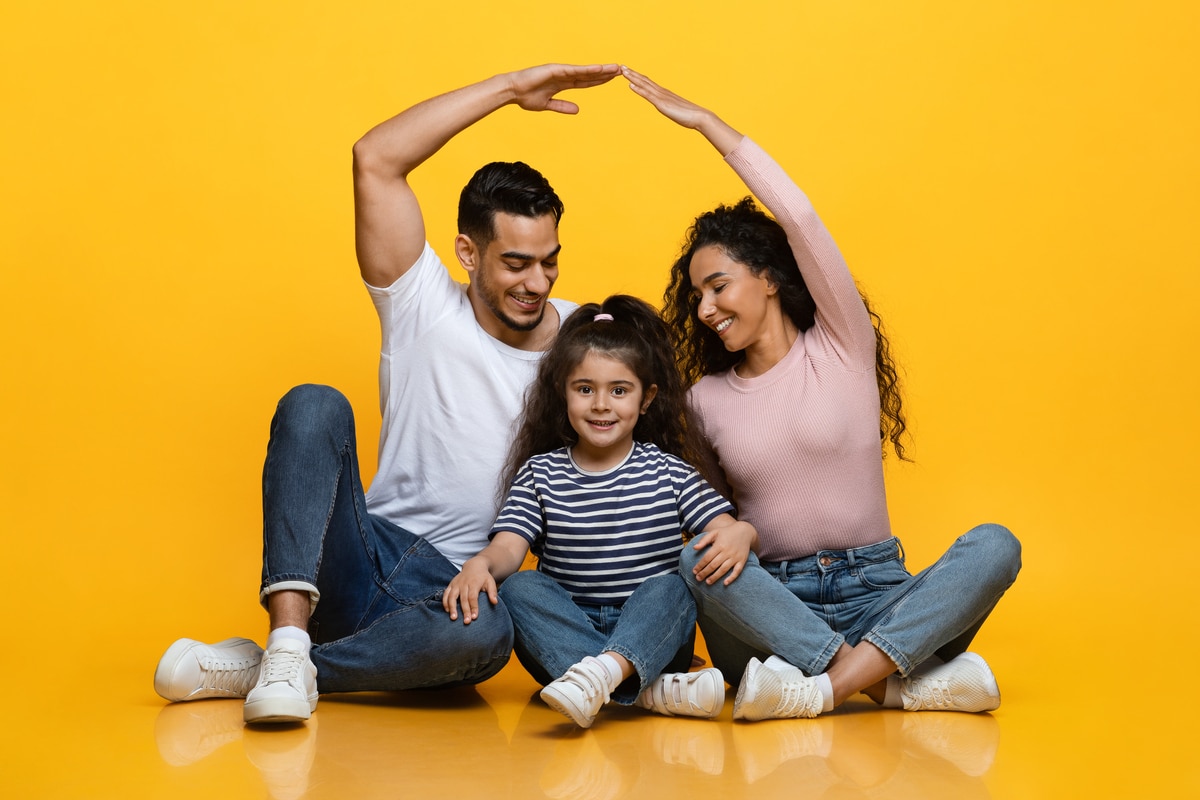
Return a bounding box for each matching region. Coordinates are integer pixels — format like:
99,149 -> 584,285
641,384 -> 659,414
455,233 -> 478,274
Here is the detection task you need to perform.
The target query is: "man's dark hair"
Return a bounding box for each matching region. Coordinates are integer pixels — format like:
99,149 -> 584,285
457,161 -> 564,250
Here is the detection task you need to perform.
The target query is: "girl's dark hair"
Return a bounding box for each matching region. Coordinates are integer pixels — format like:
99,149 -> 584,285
501,295 -> 704,494
663,197 -> 910,460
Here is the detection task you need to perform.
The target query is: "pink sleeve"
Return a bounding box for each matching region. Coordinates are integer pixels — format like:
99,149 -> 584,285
724,138 -> 876,370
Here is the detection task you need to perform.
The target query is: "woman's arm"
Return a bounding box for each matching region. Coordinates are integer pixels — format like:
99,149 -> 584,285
443,531 -> 530,624
622,67 -> 875,368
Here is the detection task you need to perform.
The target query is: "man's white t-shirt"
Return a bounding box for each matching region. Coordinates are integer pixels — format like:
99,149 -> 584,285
363,242 -> 576,567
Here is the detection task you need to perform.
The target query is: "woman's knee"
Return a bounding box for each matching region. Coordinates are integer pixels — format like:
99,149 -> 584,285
966,523 -> 1022,581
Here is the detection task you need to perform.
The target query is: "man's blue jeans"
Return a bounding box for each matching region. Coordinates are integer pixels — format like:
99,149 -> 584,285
498,570 -> 696,704
681,526 -> 1021,681
259,384 -> 513,693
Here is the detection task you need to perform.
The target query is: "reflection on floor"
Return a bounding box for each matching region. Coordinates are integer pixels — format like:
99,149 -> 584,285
151,659 -> 1003,800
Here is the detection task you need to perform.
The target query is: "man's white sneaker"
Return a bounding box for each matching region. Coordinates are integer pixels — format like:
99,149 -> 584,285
733,657 -> 823,721
900,651 -> 1000,712
539,658 -> 612,728
634,668 -> 725,718
243,639 -> 319,724
154,637 -> 263,702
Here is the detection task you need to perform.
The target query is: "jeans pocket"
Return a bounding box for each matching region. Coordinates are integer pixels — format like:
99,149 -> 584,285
856,559 -> 912,591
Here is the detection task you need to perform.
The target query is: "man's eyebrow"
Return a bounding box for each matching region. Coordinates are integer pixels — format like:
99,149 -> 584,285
500,244 -> 562,261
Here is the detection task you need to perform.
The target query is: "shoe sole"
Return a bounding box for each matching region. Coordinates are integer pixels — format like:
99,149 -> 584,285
539,685 -> 596,728
960,652 -> 1001,712
243,694 -> 318,724
154,637 -> 261,702
732,660 -> 761,721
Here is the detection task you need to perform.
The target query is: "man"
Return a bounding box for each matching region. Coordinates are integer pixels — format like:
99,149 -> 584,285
153,63 -> 621,724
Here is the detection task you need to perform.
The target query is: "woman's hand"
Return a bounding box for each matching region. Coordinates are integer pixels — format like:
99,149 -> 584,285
621,66 -> 742,155
443,557 -> 498,624
691,518 -> 758,586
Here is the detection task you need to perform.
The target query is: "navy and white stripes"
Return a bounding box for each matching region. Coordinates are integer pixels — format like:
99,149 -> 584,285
492,443 -> 734,605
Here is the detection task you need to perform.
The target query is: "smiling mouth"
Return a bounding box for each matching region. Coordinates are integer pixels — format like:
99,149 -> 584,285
588,420 -> 616,429
714,318 -> 732,334
510,293 -> 543,310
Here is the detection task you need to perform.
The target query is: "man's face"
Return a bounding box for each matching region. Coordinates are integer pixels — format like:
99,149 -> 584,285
466,212 -> 561,334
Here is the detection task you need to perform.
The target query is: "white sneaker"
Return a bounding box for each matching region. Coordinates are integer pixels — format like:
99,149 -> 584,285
733,657 -> 823,721
634,668 -> 725,718
540,658 -> 612,728
243,639 -> 319,724
900,652 -> 1000,712
154,637 -> 263,702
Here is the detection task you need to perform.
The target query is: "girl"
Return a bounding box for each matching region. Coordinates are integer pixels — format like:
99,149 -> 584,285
622,66 -> 1022,720
443,295 -> 755,728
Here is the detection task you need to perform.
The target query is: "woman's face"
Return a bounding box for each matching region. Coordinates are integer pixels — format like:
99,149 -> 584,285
688,245 -> 780,353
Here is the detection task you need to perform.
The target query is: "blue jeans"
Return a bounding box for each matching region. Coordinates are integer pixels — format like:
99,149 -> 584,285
681,526 -> 1021,680
259,384 -> 513,693
498,570 -> 697,704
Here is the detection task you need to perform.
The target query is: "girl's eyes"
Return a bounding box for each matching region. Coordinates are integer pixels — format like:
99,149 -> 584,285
612,387 -> 627,396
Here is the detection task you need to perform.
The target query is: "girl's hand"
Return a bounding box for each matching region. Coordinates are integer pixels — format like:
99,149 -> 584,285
692,520 -> 758,586
443,557 -> 498,624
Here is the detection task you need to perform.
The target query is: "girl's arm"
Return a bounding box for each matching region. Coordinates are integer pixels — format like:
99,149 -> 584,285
689,512 -> 759,587
443,531 -> 530,625
622,66 -> 875,369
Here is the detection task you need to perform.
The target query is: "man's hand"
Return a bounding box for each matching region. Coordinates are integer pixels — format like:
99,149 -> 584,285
507,63 -> 621,113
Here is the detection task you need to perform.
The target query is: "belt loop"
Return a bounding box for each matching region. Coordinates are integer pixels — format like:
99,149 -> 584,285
846,548 -> 856,567
896,538 -> 905,563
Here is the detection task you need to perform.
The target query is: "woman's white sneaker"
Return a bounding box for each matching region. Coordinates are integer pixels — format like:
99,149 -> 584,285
899,652 -> 1000,712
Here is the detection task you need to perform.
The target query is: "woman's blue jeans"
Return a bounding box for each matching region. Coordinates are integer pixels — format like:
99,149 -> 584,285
498,570 -> 696,704
258,384 -> 513,693
681,526 -> 1021,680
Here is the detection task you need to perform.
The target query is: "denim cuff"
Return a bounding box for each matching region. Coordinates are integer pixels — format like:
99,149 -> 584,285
259,580 -> 320,615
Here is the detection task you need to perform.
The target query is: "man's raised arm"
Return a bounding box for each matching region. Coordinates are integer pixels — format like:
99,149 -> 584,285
352,63 -> 620,288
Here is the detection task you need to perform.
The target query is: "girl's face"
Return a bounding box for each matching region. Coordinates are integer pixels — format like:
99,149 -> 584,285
565,350 -> 657,471
688,245 -> 780,353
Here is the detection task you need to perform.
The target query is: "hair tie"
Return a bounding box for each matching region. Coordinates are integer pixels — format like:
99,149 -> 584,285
593,313 -> 614,322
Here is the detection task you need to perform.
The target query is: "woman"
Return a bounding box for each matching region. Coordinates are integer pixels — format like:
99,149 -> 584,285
623,66 -> 1021,719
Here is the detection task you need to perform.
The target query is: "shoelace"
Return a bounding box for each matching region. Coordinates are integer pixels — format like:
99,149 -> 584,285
259,649 -> 305,685
199,655 -> 260,694
775,676 -> 818,717
909,676 -> 954,709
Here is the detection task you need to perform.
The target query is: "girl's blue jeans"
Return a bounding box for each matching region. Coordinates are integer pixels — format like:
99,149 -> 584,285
681,526 -> 1021,681
499,570 -> 697,704
258,384 -> 513,693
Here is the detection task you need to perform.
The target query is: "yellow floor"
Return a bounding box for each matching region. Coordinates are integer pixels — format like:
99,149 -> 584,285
4,637 -> 1196,799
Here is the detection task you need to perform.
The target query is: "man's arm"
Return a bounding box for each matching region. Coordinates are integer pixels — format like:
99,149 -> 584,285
352,63 -> 620,288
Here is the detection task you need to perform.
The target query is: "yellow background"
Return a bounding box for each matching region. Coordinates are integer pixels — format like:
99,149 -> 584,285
2,1 -> 1197,796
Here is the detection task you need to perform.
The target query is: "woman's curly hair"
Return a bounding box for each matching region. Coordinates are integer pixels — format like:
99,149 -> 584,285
662,197 -> 909,460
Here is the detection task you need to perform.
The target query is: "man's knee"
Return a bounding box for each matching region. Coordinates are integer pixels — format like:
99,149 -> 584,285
273,384 -> 353,438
